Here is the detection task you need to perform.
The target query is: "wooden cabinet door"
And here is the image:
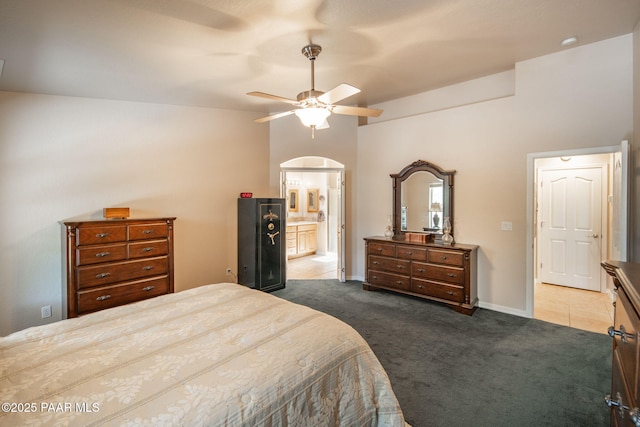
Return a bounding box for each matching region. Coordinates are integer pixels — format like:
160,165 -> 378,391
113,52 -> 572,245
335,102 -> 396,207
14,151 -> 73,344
307,229 -> 317,252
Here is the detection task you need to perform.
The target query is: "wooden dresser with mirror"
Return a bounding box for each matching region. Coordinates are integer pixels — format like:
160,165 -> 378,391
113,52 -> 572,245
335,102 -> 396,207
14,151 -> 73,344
363,160 -> 478,315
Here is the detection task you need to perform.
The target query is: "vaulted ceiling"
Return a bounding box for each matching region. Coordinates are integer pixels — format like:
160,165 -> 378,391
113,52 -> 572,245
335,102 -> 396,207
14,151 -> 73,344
1,0 -> 639,114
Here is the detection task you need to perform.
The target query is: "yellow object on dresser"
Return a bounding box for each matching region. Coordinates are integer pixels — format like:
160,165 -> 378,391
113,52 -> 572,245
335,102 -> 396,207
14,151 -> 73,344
62,217 -> 175,318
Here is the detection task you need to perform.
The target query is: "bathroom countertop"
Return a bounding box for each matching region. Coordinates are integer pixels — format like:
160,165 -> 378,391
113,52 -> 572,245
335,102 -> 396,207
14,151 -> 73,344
286,220 -> 317,226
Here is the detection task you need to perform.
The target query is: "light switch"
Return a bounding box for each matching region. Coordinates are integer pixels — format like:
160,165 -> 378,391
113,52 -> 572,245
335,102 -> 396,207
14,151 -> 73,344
501,221 -> 512,231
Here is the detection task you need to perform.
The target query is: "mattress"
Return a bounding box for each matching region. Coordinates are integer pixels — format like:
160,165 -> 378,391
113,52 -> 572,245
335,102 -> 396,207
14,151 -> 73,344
0,283 -> 406,426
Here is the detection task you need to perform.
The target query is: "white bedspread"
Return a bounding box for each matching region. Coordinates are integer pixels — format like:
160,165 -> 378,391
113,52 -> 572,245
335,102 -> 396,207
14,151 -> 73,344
1,283 -> 406,426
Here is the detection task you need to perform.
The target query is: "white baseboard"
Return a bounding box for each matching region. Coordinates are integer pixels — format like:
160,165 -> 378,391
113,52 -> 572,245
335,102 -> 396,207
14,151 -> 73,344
477,301 -> 530,318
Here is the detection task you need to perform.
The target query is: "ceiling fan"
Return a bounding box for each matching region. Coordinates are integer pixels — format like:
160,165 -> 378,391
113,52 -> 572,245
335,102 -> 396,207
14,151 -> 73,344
247,44 -> 383,138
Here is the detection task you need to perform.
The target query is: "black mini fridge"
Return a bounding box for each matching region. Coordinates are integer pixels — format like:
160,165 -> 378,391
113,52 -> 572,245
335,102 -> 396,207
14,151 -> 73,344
237,198 -> 286,292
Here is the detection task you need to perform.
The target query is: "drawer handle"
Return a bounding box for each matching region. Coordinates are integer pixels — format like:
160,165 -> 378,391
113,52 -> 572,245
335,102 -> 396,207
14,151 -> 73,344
447,291 -> 456,295
96,294 -> 111,301
631,408 -> 640,427
442,256 -> 448,260
395,281 -> 404,285
447,273 -> 456,278
143,230 -> 154,234
396,264 -> 405,269
416,285 -> 424,289
142,247 -> 154,252
96,233 -> 109,238
406,251 -> 413,255
95,252 -> 111,257
605,393 -> 640,425
96,272 -> 111,279
373,261 -> 380,265
608,325 -> 633,343
142,285 -> 155,291
417,268 -> 426,272
143,266 -> 154,271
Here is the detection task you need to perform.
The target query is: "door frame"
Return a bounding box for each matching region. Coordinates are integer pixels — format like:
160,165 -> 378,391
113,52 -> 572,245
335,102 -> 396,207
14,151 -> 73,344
280,157 -> 346,282
525,143 -> 629,317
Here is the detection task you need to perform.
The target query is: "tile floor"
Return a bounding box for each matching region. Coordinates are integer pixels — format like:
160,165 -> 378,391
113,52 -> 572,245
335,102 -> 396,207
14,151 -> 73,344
534,282 -> 614,335
288,256 -> 614,335
287,253 -> 338,280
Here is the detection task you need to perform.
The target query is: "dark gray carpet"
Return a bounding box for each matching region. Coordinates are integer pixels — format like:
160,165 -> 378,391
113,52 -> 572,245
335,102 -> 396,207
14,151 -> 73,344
272,279 -> 612,427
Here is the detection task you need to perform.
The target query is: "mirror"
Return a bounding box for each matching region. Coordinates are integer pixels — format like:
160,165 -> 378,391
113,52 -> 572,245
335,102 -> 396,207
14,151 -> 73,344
392,160 -> 455,237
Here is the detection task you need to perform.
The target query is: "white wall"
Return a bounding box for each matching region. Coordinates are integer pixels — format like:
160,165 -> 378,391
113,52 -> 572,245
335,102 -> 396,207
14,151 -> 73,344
0,92 -> 270,336
357,35 -> 633,315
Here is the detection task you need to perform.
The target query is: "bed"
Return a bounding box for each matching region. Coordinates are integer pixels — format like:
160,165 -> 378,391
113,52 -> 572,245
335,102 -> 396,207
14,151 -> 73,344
0,283 -> 407,426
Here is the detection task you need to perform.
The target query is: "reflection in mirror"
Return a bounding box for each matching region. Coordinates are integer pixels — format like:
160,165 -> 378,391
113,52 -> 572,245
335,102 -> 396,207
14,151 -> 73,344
401,172 -> 443,231
392,160 -> 455,237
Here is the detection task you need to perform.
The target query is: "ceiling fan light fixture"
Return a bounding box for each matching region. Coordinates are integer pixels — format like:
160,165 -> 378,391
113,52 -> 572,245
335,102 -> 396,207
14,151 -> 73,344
247,44 -> 382,138
294,107 -> 331,128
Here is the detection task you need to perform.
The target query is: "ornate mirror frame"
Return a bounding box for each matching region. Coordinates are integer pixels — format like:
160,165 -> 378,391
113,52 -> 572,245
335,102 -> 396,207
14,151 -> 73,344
391,160 -> 455,237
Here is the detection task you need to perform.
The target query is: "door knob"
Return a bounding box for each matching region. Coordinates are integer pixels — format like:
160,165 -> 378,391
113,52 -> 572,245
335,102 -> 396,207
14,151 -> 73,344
589,234 -> 599,238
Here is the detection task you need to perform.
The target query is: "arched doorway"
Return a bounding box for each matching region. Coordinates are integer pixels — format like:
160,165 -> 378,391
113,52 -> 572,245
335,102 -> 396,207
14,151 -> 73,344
280,157 -> 346,282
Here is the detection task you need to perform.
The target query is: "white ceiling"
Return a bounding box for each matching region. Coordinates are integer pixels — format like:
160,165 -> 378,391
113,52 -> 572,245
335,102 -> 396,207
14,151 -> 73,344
1,0 -> 639,115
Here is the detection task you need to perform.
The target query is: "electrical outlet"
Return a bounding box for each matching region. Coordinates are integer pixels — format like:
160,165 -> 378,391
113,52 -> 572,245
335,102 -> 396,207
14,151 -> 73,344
41,305 -> 52,319
226,268 -> 232,276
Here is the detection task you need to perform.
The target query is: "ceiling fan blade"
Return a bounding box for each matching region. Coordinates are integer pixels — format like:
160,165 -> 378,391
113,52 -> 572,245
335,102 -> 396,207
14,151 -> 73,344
331,105 -> 383,118
247,91 -> 299,105
318,83 -> 360,105
254,110 -> 295,123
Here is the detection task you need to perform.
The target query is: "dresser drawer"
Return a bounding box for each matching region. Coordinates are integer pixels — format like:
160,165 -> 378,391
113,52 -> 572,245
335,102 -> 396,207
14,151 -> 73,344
128,223 -> 168,241
397,246 -> 427,261
612,288 -> 639,392
427,249 -> 465,267
77,256 -> 169,289
368,270 -> 410,291
368,242 -> 396,257
129,239 -> 169,259
412,278 -> 464,303
610,350 -> 634,426
77,225 -> 127,246
369,255 -> 410,275
77,276 -> 169,315
77,244 -> 127,266
412,262 -> 465,285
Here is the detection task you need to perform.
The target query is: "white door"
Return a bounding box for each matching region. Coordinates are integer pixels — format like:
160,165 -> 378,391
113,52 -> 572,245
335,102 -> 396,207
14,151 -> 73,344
539,167 -> 602,291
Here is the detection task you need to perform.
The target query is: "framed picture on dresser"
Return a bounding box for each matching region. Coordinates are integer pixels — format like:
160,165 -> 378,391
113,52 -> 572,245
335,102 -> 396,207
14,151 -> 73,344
307,188 -> 319,212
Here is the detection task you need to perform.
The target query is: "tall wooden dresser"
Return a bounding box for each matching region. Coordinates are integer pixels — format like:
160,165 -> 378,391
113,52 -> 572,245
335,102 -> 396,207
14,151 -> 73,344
364,236 -> 478,315
63,217 -> 176,318
602,261 -> 640,426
